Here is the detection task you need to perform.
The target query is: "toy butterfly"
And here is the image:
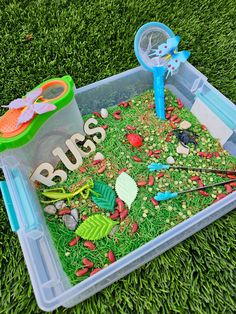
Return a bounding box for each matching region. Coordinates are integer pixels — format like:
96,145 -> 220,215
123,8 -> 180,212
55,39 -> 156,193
149,35 -> 190,77
2,88 -> 56,126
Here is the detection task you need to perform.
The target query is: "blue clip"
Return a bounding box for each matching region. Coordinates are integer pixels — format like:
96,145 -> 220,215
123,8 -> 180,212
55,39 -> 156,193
148,163 -> 170,171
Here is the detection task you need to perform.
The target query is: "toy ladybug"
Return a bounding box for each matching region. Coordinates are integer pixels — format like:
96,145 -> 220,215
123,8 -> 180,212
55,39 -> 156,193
126,133 -> 143,148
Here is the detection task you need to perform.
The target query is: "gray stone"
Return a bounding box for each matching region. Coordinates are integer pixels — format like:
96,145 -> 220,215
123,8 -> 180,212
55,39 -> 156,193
71,208 -> 79,222
100,108 -> 109,118
94,152 -> 105,161
44,205 -> 56,215
176,143 -> 190,155
180,120 -> 192,130
55,200 -> 67,210
167,156 -> 175,164
109,225 -> 119,237
62,215 -> 78,231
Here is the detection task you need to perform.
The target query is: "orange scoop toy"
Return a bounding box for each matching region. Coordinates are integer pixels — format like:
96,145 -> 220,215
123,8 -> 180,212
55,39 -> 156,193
0,109 -> 31,138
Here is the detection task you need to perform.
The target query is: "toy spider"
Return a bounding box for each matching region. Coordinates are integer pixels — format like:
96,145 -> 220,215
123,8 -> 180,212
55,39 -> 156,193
172,129 -> 198,147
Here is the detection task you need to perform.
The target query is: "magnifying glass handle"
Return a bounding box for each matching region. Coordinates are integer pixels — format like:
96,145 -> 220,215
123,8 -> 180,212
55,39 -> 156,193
153,66 -> 166,120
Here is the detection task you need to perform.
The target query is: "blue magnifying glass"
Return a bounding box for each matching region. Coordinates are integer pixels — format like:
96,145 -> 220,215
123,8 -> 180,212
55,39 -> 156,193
134,22 -> 190,120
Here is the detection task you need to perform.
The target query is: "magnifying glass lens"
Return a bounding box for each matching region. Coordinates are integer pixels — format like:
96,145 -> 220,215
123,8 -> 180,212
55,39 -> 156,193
42,84 -> 65,100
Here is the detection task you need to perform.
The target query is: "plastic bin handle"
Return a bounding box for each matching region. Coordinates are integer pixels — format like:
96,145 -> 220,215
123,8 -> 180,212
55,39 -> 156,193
0,181 -> 19,232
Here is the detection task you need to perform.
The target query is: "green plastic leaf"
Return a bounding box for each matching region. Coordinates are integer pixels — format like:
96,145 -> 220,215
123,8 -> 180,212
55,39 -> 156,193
91,181 -> 116,212
75,214 -> 118,240
115,172 -> 138,209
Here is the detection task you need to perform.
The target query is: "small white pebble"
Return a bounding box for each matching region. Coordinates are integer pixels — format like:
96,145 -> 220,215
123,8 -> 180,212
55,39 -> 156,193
179,212 -> 183,216
170,222 -> 175,226
182,215 -> 187,219
167,156 -> 175,164
148,188 -> 153,192
182,204 -> 187,209
166,219 -> 170,223
187,210 -> 192,216
100,108 -> 108,118
144,209 -> 149,214
143,197 -> 147,201
65,252 -> 70,257
143,213 -> 147,218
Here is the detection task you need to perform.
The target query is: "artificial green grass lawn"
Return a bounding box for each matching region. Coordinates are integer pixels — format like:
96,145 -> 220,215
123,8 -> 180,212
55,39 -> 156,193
0,0 -> 235,313
40,89 -> 236,285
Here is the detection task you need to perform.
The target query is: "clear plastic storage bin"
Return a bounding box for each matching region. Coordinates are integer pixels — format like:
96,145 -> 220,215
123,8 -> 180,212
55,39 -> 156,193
1,63 -> 236,311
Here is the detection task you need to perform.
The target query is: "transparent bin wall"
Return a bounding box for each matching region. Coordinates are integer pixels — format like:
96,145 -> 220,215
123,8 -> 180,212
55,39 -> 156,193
2,64 -> 236,311
0,96 -> 84,177
75,63 -> 207,115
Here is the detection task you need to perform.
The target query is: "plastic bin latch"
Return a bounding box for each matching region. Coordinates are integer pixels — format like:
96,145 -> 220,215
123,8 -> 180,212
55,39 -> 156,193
0,181 -> 19,232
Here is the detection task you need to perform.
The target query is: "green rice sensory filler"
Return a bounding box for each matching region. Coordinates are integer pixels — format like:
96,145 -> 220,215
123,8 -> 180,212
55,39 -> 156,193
0,22 -> 235,311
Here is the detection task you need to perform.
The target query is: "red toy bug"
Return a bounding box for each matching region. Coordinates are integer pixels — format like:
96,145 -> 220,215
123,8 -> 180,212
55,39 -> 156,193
126,133 -> 143,148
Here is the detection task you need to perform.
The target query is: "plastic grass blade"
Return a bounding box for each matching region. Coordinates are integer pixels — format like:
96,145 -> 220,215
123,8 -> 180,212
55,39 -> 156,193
154,191 -> 178,201
115,172 -> 138,209
91,181 -> 116,212
75,214 -> 118,240
148,163 -> 170,171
